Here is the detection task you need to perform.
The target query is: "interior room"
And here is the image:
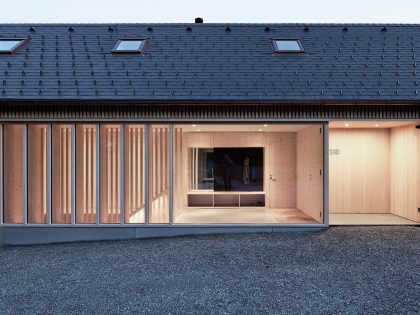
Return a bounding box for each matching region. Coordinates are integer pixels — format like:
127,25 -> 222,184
329,121 -> 420,225
172,123 -> 325,224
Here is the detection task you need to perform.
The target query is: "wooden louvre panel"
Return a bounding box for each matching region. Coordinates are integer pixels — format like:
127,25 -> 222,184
0,104 -> 419,121
124,125 -> 145,223
27,125 -> 48,224
148,125 -> 170,223
100,125 -> 121,224
52,125 -> 72,224
76,125 -> 97,224
3,124 -> 24,223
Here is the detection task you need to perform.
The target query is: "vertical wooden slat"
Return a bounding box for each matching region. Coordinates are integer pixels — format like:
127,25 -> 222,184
140,128 -> 144,210
67,128 -> 71,216
83,128 -> 87,216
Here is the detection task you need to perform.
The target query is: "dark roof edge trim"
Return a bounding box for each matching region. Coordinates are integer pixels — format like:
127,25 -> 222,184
0,99 -> 419,106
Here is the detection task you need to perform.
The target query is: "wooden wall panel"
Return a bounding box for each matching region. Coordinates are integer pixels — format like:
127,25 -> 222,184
148,125 -> 170,224
390,124 -> 419,222
124,125 -> 145,224
27,125 -> 48,224
267,136 -> 296,208
186,133 -> 214,148
100,125 -> 121,224
174,131 -> 301,220
329,129 -> 390,214
297,126 -> 323,223
52,125 -> 72,224
75,125 -> 97,224
418,128 -> 420,223
3,125 -> 24,223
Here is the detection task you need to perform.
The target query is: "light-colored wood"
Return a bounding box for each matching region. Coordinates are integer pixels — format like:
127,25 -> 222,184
100,125 -> 121,224
329,129 -> 390,214
52,125 -> 72,224
297,125 -> 323,223
3,125 -> 24,223
173,128 -> 184,220
124,125 -> 145,223
418,127 -> 420,223
390,124 -> 419,222
27,125 -> 48,224
186,132 -> 214,148
329,121 -> 414,129
148,125 -> 170,223
174,130 -> 307,220
76,125 -> 97,224
268,139 -> 296,208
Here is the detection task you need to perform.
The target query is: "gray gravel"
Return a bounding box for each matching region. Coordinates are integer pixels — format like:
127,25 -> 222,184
1,226 -> 419,315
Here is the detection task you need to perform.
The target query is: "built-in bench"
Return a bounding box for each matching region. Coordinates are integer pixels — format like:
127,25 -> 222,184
187,192 -> 265,208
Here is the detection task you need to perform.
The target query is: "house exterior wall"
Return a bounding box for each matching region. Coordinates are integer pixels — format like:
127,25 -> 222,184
0,104 -> 418,245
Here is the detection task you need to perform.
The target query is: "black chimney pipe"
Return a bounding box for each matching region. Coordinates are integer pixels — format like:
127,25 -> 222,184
195,17 -> 203,23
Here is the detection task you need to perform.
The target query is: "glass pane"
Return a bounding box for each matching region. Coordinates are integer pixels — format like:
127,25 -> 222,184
3,125 -> 24,223
76,125 -> 97,224
124,125 -> 145,224
275,40 -> 302,51
173,124 -> 324,224
100,125 -> 121,224
148,125 -> 169,223
0,40 -> 21,51
28,125 -> 48,224
52,125 -> 72,224
115,40 -> 142,51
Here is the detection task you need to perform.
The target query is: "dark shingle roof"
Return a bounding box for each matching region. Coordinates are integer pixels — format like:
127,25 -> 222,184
0,23 -> 420,102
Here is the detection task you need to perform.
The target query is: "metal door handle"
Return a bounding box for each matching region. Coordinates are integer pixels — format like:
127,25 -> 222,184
270,174 -> 276,182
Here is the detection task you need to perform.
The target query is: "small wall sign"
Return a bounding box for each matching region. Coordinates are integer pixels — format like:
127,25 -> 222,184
329,149 -> 340,155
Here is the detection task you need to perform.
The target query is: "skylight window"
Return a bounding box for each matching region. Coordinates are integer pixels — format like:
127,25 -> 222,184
273,39 -> 304,53
0,39 -> 26,54
112,39 -> 145,53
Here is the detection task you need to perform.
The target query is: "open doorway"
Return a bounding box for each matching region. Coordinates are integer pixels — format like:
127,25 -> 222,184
172,123 -> 325,225
329,121 -> 420,225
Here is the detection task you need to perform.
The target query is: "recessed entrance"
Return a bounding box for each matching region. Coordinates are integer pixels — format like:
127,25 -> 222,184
329,121 -> 420,225
173,123 -> 325,224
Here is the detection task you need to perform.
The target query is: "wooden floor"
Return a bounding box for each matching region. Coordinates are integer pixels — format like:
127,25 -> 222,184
330,213 -> 418,225
174,208 -> 319,224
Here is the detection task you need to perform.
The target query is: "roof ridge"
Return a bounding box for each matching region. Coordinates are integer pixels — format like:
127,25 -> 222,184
0,22 -> 420,27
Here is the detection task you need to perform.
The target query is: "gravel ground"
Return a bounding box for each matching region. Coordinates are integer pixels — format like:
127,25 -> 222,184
1,226 -> 419,315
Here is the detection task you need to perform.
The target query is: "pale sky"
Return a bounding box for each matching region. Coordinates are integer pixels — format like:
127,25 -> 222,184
1,0 -> 420,24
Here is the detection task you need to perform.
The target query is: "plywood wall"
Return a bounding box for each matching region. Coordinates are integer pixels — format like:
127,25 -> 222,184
174,131 -> 300,215
267,134 -> 296,208
390,124 -> 419,222
297,126 -> 324,223
329,129 -> 390,214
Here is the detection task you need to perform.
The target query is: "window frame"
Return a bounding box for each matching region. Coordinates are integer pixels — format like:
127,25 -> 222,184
0,38 -> 27,54
112,38 -> 146,54
272,38 -> 305,54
